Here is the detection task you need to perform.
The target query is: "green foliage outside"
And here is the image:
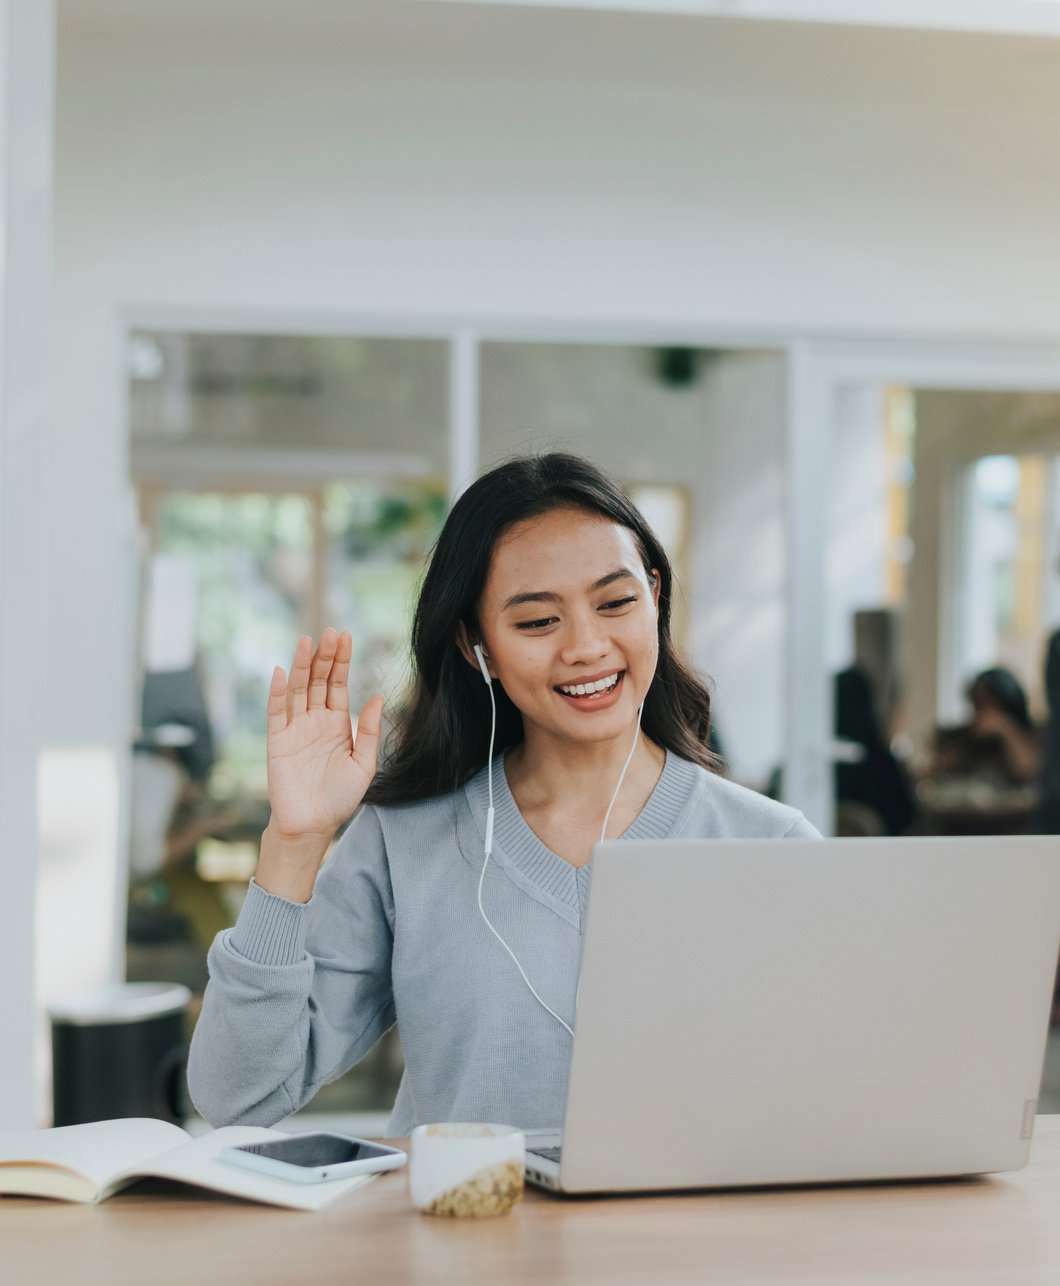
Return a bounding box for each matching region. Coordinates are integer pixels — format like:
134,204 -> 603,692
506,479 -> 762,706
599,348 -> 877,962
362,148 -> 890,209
155,482 -> 447,802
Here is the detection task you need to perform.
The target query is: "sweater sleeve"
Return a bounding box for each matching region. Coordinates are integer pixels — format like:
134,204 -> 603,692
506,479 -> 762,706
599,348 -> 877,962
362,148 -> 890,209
186,805 -> 396,1127
783,813 -> 822,839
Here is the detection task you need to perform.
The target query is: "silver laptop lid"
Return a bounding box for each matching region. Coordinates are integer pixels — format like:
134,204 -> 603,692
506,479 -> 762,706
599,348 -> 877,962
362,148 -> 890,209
559,836 -> 1060,1193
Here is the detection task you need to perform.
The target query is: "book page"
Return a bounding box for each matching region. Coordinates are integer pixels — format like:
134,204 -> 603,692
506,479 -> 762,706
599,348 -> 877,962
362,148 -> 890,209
0,1118 -> 191,1197
0,1165 -> 98,1203
113,1126 -> 379,1210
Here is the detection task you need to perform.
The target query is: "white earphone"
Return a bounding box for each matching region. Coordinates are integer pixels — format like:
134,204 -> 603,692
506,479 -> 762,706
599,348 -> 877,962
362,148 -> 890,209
473,641 -> 492,686
471,641 -> 644,1038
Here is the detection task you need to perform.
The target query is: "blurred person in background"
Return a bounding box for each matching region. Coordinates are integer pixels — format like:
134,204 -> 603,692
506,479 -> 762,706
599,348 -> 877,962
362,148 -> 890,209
1038,632 -> 1060,834
931,667 -> 1042,789
833,666 -> 917,837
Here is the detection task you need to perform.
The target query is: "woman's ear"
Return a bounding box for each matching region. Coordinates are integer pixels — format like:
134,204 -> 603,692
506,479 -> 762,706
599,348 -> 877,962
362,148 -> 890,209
649,569 -> 661,612
455,621 -> 492,676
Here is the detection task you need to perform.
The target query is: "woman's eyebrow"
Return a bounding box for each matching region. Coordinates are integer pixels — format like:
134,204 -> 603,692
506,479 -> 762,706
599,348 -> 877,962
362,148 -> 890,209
501,566 -> 636,612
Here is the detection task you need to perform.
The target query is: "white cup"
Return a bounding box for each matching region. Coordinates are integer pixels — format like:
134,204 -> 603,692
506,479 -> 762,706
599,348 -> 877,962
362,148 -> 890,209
409,1123 -> 525,1217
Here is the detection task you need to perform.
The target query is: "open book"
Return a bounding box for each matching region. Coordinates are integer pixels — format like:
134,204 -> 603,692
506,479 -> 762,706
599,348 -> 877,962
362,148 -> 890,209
0,1118 -> 381,1210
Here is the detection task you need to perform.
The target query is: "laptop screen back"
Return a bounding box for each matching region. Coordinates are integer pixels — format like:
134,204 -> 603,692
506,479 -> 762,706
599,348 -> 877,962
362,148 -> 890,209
559,836 -> 1060,1192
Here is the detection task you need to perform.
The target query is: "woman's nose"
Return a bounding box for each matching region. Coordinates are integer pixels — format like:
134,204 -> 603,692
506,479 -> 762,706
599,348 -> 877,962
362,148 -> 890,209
560,615 -> 609,664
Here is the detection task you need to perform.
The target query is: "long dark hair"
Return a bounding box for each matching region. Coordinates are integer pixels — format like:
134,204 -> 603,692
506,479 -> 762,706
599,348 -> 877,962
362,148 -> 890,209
365,453 -> 718,805
967,667 -> 1033,730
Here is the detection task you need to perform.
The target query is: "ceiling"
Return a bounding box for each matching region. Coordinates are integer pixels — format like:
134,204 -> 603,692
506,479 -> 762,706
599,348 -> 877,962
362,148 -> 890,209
58,0 -> 1060,40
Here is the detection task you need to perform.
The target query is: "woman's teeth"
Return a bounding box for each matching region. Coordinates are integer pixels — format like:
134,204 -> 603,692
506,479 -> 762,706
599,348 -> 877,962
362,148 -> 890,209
557,673 -> 621,698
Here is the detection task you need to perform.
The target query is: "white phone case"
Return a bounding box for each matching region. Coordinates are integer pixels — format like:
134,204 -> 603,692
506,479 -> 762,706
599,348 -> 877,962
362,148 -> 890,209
221,1134 -> 407,1184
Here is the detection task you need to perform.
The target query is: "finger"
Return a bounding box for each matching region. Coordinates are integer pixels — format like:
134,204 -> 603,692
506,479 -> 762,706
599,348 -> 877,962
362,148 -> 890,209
286,635 -> 313,720
351,694 -> 385,773
266,666 -> 288,740
307,627 -> 338,711
325,630 -> 353,713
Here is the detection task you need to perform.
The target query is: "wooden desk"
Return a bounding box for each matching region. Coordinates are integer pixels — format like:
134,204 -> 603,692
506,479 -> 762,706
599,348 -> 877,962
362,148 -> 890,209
9,1119 -> 1060,1285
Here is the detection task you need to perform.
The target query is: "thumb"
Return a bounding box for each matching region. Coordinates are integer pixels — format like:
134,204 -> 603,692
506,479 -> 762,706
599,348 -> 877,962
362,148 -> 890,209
351,694 -> 385,771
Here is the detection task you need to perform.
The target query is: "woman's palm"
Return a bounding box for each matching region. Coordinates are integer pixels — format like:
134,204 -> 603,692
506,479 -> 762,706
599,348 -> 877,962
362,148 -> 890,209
266,630 -> 383,838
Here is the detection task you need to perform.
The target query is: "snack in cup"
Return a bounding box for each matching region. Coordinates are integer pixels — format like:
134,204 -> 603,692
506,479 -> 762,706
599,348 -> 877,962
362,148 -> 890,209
409,1123 -> 525,1217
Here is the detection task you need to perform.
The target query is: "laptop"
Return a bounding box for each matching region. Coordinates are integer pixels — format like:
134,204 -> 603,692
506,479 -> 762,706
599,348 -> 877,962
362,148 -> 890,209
524,835 -> 1060,1194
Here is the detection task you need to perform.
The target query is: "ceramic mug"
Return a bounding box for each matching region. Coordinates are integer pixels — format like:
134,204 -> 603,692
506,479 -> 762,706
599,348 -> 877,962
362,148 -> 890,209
409,1123 -> 525,1217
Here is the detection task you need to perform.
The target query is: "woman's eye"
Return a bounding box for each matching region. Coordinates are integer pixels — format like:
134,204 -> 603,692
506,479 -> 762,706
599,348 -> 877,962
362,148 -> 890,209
513,597 -> 636,630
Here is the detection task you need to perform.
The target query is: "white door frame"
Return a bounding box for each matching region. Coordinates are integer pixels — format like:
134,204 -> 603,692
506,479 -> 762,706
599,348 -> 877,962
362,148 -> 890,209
790,338 -> 1060,835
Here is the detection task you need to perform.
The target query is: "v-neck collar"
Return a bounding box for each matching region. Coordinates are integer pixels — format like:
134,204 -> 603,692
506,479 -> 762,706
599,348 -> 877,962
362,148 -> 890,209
462,748 -> 703,926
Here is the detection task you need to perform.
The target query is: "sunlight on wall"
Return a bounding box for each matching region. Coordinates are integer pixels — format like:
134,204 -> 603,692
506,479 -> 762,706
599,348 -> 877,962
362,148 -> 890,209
35,747 -> 120,1123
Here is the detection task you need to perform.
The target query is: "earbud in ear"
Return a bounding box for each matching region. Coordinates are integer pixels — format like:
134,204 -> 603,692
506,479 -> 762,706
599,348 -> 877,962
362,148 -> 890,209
473,643 -> 493,687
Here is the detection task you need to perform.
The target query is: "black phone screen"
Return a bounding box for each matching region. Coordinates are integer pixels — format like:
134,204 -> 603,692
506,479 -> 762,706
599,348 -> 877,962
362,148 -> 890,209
238,1134 -> 392,1167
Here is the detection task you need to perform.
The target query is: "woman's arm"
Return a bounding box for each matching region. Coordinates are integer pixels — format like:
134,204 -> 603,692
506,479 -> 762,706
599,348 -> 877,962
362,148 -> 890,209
186,805 -> 396,1127
186,629 -> 390,1126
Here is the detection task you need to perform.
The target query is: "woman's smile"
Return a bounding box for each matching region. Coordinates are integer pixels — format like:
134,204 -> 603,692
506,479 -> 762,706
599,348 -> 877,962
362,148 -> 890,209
554,669 -> 626,710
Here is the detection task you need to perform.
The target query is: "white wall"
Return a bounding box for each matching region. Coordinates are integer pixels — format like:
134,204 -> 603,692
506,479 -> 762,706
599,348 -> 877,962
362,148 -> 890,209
44,1 -> 1060,1032
1,0 -> 53,1129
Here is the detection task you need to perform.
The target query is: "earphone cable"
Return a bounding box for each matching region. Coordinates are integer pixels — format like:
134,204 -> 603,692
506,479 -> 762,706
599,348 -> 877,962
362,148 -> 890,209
599,699 -> 644,845
476,672 -> 576,1037
476,660 -> 646,1039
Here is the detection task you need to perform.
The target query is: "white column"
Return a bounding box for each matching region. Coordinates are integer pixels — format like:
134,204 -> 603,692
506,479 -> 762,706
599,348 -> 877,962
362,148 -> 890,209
0,0 -> 55,1129
783,343 -> 833,834
448,329 -> 480,504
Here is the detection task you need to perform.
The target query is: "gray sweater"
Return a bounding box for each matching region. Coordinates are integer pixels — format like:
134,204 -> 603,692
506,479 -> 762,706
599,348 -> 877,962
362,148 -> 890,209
187,752 -> 818,1134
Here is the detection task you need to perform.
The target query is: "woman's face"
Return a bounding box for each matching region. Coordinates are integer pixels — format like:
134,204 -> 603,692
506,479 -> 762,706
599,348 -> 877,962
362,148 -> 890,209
969,685 -> 1001,728
472,507 -> 661,748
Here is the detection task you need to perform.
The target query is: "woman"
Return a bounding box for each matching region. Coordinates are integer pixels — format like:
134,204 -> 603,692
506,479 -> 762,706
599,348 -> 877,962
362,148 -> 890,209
188,454 -> 818,1133
932,667 -> 1041,788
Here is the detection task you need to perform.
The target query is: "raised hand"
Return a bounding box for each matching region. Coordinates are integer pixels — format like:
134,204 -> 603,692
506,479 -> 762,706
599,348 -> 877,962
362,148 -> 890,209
265,628 -> 384,841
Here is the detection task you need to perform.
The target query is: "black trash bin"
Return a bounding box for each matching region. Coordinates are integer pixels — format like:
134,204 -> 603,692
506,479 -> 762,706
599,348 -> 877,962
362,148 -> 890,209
49,982 -> 192,1126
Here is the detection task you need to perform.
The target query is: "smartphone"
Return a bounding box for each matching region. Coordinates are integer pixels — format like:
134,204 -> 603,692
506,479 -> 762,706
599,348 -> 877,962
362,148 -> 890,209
221,1132 -> 407,1183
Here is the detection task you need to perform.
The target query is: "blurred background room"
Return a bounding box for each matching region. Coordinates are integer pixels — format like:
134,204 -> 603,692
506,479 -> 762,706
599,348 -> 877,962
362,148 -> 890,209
7,0 -> 1060,1133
